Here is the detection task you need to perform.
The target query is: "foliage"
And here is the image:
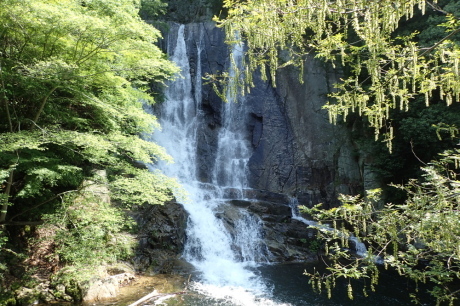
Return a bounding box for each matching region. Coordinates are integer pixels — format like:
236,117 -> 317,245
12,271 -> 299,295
110,167 -> 181,207
217,0 -> 460,150
0,0 -> 180,300
43,192 -> 136,267
0,234 -> 7,275
140,0 -> 168,19
303,151 -> 460,304
0,0 -> 179,223
347,98 -> 460,203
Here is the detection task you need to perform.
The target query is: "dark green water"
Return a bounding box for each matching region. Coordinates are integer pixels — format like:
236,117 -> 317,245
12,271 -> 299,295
257,263 -> 434,306
153,262 -> 436,306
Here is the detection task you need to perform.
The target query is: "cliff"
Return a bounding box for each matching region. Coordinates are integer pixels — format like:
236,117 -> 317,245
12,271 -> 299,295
164,22 -> 367,208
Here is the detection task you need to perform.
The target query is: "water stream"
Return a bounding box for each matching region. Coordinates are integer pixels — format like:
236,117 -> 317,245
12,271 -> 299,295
151,23 -> 278,305
288,198 -> 368,257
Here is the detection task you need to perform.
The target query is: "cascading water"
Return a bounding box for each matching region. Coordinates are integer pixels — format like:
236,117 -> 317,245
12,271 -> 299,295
288,198 -> 371,258
288,198 -> 316,226
212,41 -> 250,191
152,24 -> 278,305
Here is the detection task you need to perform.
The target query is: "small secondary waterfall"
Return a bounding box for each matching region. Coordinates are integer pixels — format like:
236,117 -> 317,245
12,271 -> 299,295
152,24 -> 275,304
288,198 -> 369,257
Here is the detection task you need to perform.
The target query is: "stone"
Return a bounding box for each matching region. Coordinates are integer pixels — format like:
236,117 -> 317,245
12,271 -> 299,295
82,273 -> 135,302
132,201 -> 188,272
243,189 -> 291,204
39,289 -> 55,304
16,287 -> 38,305
51,284 -> 73,302
248,200 -> 292,218
228,199 -> 252,207
82,277 -> 118,302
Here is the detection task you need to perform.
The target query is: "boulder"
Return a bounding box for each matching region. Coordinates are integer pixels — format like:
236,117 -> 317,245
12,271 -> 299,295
82,273 -> 135,302
219,189 -> 320,262
132,201 -> 188,273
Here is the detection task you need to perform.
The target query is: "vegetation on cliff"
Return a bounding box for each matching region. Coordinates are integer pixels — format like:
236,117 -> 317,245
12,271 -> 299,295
0,0 -> 179,303
218,0 -> 460,304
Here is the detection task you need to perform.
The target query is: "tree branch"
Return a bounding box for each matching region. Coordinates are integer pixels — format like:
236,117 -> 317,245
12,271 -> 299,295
426,1 -> 450,17
8,188 -> 82,222
32,85 -> 58,125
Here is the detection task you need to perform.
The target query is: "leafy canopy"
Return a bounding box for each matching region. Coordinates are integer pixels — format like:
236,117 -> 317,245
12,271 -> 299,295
217,0 -> 460,150
0,0 -> 180,222
0,0 -> 181,288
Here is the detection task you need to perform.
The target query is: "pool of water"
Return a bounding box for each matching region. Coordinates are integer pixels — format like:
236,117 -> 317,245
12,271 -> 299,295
257,262 -> 434,306
144,262 -> 436,306
45,260 -> 437,306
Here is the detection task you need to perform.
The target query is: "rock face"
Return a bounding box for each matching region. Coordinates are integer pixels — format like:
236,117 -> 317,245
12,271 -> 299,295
246,59 -> 363,208
161,0 -> 222,23
132,201 -> 189,273
164,22 -> 364,208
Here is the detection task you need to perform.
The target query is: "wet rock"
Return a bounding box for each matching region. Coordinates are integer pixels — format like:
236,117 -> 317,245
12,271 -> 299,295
248,201 -> 291,219
243,189 -> 291,204
222,187 -> 246,199
215,203 -> 245,233
228,199 -> 251,208
261,219 -> 318,262
132,201 -> 188,273
213,189 -> 319,263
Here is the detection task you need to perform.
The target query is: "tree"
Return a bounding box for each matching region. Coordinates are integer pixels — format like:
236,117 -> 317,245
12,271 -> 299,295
217,0 -> 460,149
0,0 -> 181,292
0,0 -> 179,223
303,158 -> 460,305
217,0 -> 460,304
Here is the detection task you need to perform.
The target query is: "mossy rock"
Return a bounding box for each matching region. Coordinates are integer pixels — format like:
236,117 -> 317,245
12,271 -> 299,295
15,287 -> 39,305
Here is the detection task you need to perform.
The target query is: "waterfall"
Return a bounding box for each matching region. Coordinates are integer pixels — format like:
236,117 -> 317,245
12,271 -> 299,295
288,198 -> 316,226
348,236 -> 368,257
212,40 -> 250,190
152,24 -> 277,305
288,198 -> 370,258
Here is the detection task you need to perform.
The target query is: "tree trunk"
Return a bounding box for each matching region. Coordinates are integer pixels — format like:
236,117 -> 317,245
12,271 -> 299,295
0,170 -> 13,222
0,64 -> 13,133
